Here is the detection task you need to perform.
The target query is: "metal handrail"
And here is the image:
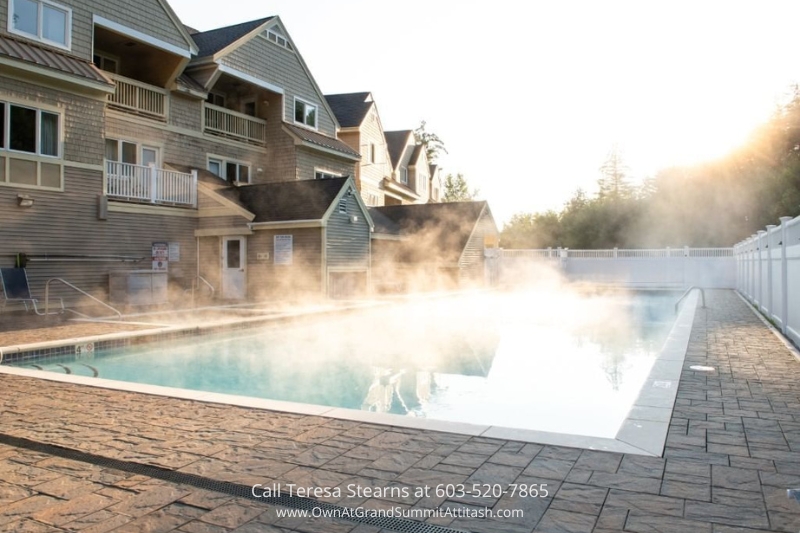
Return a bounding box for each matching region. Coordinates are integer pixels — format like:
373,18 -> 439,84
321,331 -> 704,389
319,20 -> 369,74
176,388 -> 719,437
675,286 -> 706,313
190,275 -> 215,306
45,278 -> 122,319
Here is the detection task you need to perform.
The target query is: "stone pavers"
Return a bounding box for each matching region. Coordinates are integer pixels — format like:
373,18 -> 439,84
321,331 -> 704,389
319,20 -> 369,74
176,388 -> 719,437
0,290 -> 799,531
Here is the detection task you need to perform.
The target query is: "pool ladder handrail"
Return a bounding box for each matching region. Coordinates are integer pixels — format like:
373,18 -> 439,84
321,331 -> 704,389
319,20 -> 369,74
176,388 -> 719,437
189,275 -> 215,307
44,278 -> 123,319
675,286 -> 706,313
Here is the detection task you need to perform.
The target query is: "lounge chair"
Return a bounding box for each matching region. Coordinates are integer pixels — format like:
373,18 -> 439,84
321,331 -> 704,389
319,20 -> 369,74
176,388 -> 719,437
0,268 -> 64,315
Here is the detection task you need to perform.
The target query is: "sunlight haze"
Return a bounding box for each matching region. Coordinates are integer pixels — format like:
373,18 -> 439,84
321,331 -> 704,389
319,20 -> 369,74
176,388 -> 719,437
169,0 -> 800,225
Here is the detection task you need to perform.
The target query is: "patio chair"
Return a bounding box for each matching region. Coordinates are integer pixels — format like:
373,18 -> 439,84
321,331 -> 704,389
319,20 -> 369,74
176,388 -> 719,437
0,268 -> 63,315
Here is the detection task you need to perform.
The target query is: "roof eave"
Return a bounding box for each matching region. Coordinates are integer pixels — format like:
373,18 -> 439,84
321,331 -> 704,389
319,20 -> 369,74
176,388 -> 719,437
0,55 -> 115,93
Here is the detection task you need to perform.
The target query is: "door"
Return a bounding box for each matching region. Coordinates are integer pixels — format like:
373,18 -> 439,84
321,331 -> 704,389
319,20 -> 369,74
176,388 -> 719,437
221,237 -> 246,300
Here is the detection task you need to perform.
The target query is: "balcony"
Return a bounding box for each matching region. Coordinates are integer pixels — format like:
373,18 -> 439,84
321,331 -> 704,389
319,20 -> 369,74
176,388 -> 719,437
107,73 -> 168,120
203,103 -> 266,145
105,161 -> 197,207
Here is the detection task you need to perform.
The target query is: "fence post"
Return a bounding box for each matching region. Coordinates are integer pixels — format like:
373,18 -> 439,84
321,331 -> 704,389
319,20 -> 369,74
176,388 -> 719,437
756,231 -> 766,311
149,163 -> 157,204
780,217 -> 792,334
765,225 -> 776,317
191,170 -> 198,208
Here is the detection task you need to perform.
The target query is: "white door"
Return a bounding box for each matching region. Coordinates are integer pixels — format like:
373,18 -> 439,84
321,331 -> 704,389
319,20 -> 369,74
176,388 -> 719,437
141,146 -> 158,167
221,237 -> 246,300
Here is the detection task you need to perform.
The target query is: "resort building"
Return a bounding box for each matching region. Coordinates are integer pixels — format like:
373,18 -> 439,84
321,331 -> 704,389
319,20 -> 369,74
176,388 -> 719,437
0,0 -> 371,303
383,130 -> 431,205
324,92 -> 392,207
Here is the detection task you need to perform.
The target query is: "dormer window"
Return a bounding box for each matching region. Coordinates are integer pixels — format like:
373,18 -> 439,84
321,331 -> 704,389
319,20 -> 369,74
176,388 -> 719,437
294,98 -> 317,129
9,0 -> 71,50
266,29 -> 293,51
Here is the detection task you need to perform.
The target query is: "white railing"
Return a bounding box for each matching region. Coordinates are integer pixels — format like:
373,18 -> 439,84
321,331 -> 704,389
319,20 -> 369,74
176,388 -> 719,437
203,103 -> 266,144
105,161 -> 197,207
107,73 -> 168,119
734,215 -> 800,347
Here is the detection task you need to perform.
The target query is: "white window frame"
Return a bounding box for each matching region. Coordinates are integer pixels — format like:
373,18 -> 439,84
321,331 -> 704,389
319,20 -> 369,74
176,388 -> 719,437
207,155 -> 251,185
265,28 -> 293,51
8,0 -> 72,51
1,100 -> 62,158
0,98 -> 64,191
294,97 -> 318,130
92,50 -> 119,73
314,169 -> 341,180
206,92 -> 225,108
400,167 -> 408,185
418,170 -> 427,193
338,198 -> 347,214
369,143 -> 376,164
105,138 -> 161,167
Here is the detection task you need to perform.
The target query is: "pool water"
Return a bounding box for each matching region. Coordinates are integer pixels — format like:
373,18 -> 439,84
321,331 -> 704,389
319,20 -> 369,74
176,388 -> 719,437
15,290 -> 679,438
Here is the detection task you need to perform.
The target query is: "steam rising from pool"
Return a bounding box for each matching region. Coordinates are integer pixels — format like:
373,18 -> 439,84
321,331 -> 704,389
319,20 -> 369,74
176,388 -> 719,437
20,273 -> 678,439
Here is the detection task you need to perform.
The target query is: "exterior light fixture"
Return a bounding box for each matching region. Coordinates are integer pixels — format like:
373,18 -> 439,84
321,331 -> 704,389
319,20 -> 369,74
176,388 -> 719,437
17,194 -> 34,208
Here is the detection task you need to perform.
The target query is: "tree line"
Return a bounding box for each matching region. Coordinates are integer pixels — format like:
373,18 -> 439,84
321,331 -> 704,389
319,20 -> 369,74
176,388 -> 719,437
502,87 -> 800,249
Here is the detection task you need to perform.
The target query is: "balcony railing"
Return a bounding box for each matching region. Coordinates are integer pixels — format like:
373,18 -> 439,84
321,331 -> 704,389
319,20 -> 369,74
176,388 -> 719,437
107,73 -> 168,119
105,161 -> 197,207
203,103 -> 266,145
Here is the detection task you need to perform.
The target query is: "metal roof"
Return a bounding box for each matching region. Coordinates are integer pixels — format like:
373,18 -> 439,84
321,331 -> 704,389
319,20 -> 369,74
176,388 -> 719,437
0,34 -> 112,87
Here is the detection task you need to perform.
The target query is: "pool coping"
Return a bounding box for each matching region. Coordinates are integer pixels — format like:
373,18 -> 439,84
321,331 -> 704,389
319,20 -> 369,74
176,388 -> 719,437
0,290 -> 698,456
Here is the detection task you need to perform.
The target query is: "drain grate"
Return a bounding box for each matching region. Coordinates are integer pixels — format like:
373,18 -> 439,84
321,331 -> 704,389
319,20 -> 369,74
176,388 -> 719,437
0,433 -> 468,533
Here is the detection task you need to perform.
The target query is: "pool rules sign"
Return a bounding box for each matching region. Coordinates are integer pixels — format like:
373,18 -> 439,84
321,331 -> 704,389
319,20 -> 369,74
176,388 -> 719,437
152,242 -> 168,272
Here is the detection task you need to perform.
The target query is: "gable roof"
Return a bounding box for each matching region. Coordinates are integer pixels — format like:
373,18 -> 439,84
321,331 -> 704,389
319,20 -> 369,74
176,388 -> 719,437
371,201 -> 492,262
0,34 -> 113,89
191,17 -> 274,58
324,92 -> 372,128
384,130 -> 414,169
408,144 -> 425,167
232,178 -> 350,223
283,123 -> 361,160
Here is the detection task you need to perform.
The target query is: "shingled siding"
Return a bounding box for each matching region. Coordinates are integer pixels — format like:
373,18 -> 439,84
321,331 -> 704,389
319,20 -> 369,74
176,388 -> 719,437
105,110 -> 269,174
358,106 -> 391,205
0,76 -> 105,165
0,167 -> 196,306
198,236 -> 220,291
295,147 -> 355,182
247,228 -> 323,300
170,93 -> 203,131
0,0 -> 190,63
222,34 -> 336,136
459,208 -> 497,285
326,193 -> 370,269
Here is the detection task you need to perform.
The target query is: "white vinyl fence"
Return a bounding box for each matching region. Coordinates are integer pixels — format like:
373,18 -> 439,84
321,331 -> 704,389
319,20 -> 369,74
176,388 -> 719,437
495,247 -> 736,289
735,215 -> 800,347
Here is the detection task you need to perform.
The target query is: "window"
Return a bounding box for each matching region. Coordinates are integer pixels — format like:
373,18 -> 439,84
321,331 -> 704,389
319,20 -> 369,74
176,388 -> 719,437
105,139 -> 156,166
400,167 -> 408,184
418,171 -> 427,193
241,99 -> 256,117
314,170 -> 340,180
92,52 -> 118,73
369,143 -> 376,164
338,198 -> 347,214
266,29 -> 293,51
1,102 -> 60,157
208,157 -> 250,184
0,100 -> 63,189
294,98 -> 317,129
206,93 -> 225,108
9,0 -> 71,49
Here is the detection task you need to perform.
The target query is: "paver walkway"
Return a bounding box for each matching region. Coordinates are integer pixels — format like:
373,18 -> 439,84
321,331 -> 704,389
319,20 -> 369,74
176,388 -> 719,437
0,289 -> 799,532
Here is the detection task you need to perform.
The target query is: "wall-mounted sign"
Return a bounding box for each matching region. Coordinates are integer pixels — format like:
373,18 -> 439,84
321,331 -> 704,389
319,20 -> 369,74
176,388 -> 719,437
152,242 -> 168,272
168,242 -> 180,262
274,235 -> 293,265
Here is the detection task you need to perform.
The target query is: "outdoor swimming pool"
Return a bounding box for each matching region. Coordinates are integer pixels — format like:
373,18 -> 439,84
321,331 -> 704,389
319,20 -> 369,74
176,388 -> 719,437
7,289 -> 685,445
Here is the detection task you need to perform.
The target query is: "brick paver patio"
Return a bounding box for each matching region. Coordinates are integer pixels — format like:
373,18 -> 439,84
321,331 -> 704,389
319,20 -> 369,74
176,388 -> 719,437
1,289 -> 799,532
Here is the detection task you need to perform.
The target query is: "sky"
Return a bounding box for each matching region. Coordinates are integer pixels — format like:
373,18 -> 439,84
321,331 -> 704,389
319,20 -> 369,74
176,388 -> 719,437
169,0 -> 800,226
